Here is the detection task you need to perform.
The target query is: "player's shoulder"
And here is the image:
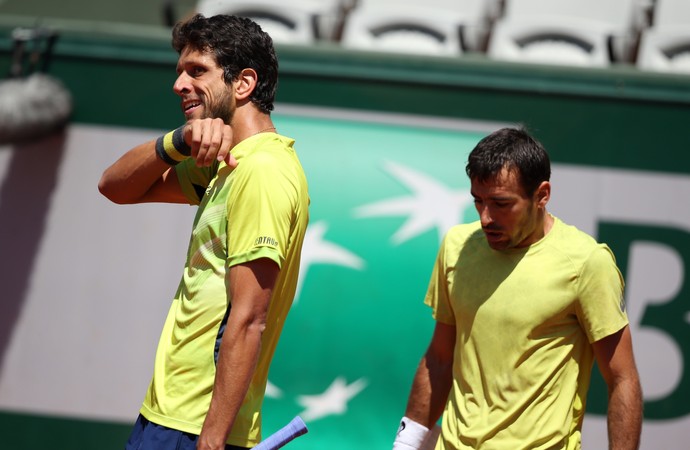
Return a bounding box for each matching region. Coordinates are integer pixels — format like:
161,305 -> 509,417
242,134 -> 295,160
235,134 -> 301,174
551,216 -> 598,247
443,221 -> 485,250
446,221 -> 481,237
548,216 -> 615,266
232,133 -> 297,171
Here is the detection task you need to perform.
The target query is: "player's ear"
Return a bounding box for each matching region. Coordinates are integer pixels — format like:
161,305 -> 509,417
535,181 -> 550,208
234,68 -> 257,100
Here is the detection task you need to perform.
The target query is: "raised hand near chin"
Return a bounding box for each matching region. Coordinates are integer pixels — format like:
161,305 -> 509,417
184,118 -> 238,168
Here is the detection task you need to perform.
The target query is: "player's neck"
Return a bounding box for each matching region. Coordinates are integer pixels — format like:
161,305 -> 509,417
543,211 -> 554,236
229,104 -> 274,146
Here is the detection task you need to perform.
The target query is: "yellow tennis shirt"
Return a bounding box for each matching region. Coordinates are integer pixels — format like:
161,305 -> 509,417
139,132 -> 309,447
426,217 -> 628,450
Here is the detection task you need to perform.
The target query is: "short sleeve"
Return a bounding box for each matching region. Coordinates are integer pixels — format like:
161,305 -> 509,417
225,151 -> 298,268
576,244 -> 629,343
175,159 -> 217,205
425,234 -> 456,325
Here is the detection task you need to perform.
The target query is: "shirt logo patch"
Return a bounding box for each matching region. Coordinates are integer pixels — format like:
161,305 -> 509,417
255,236 -> 279,247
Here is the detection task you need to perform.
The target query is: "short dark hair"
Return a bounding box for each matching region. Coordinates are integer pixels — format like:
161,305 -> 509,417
172,14 -> 278,114
465,127 -> 551,196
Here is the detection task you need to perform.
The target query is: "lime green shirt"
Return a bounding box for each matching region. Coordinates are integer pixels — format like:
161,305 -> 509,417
140,133 -> 309,447
426,217 -> 628,450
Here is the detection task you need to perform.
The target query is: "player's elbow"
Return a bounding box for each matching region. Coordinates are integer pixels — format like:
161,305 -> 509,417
246,310 -> 268,334
98,180 -> 124,204
98,173 -> 135,204
233,306 -> 268,337
98,180 -> 116,204
249,320 -> 267,335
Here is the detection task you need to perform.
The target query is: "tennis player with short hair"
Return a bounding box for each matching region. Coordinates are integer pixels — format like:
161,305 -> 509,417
393,127 -> 642,450
99,14 -> 309,450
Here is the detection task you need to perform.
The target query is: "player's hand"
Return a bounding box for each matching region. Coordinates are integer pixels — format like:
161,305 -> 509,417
183,118 -> 238,168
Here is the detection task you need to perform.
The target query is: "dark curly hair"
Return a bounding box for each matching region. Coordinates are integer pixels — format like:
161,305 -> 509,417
172,14 -> 278,114
466,127 -> 551,196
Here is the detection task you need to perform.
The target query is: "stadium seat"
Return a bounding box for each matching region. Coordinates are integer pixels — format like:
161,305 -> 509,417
340,0 -> 501,56
196,0 -> 347,43
488,0 -> 645,67
637,0 -> 690,73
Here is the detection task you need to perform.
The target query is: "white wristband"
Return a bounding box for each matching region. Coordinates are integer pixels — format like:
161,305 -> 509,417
393,416 -> 429,450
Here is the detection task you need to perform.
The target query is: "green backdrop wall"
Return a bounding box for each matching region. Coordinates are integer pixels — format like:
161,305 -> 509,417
0,20 -> 689,450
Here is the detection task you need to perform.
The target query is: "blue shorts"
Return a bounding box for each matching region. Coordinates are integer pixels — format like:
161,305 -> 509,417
125,414 -> 249,450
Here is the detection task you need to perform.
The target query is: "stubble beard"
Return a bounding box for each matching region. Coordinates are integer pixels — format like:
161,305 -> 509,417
204,87 -> 235,124
205,101 -> 234,124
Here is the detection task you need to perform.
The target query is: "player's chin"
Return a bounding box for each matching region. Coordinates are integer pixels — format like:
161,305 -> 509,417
184,111 -> 200,121
483,232 -> 507,249
484,231 -> 504,248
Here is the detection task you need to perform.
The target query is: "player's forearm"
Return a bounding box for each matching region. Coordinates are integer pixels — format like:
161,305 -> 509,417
197,316 -> 265,450
198,260 -> 276,449
607,375 -> 643,450
98,139 -> 171,204
405,353 -> 452,428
